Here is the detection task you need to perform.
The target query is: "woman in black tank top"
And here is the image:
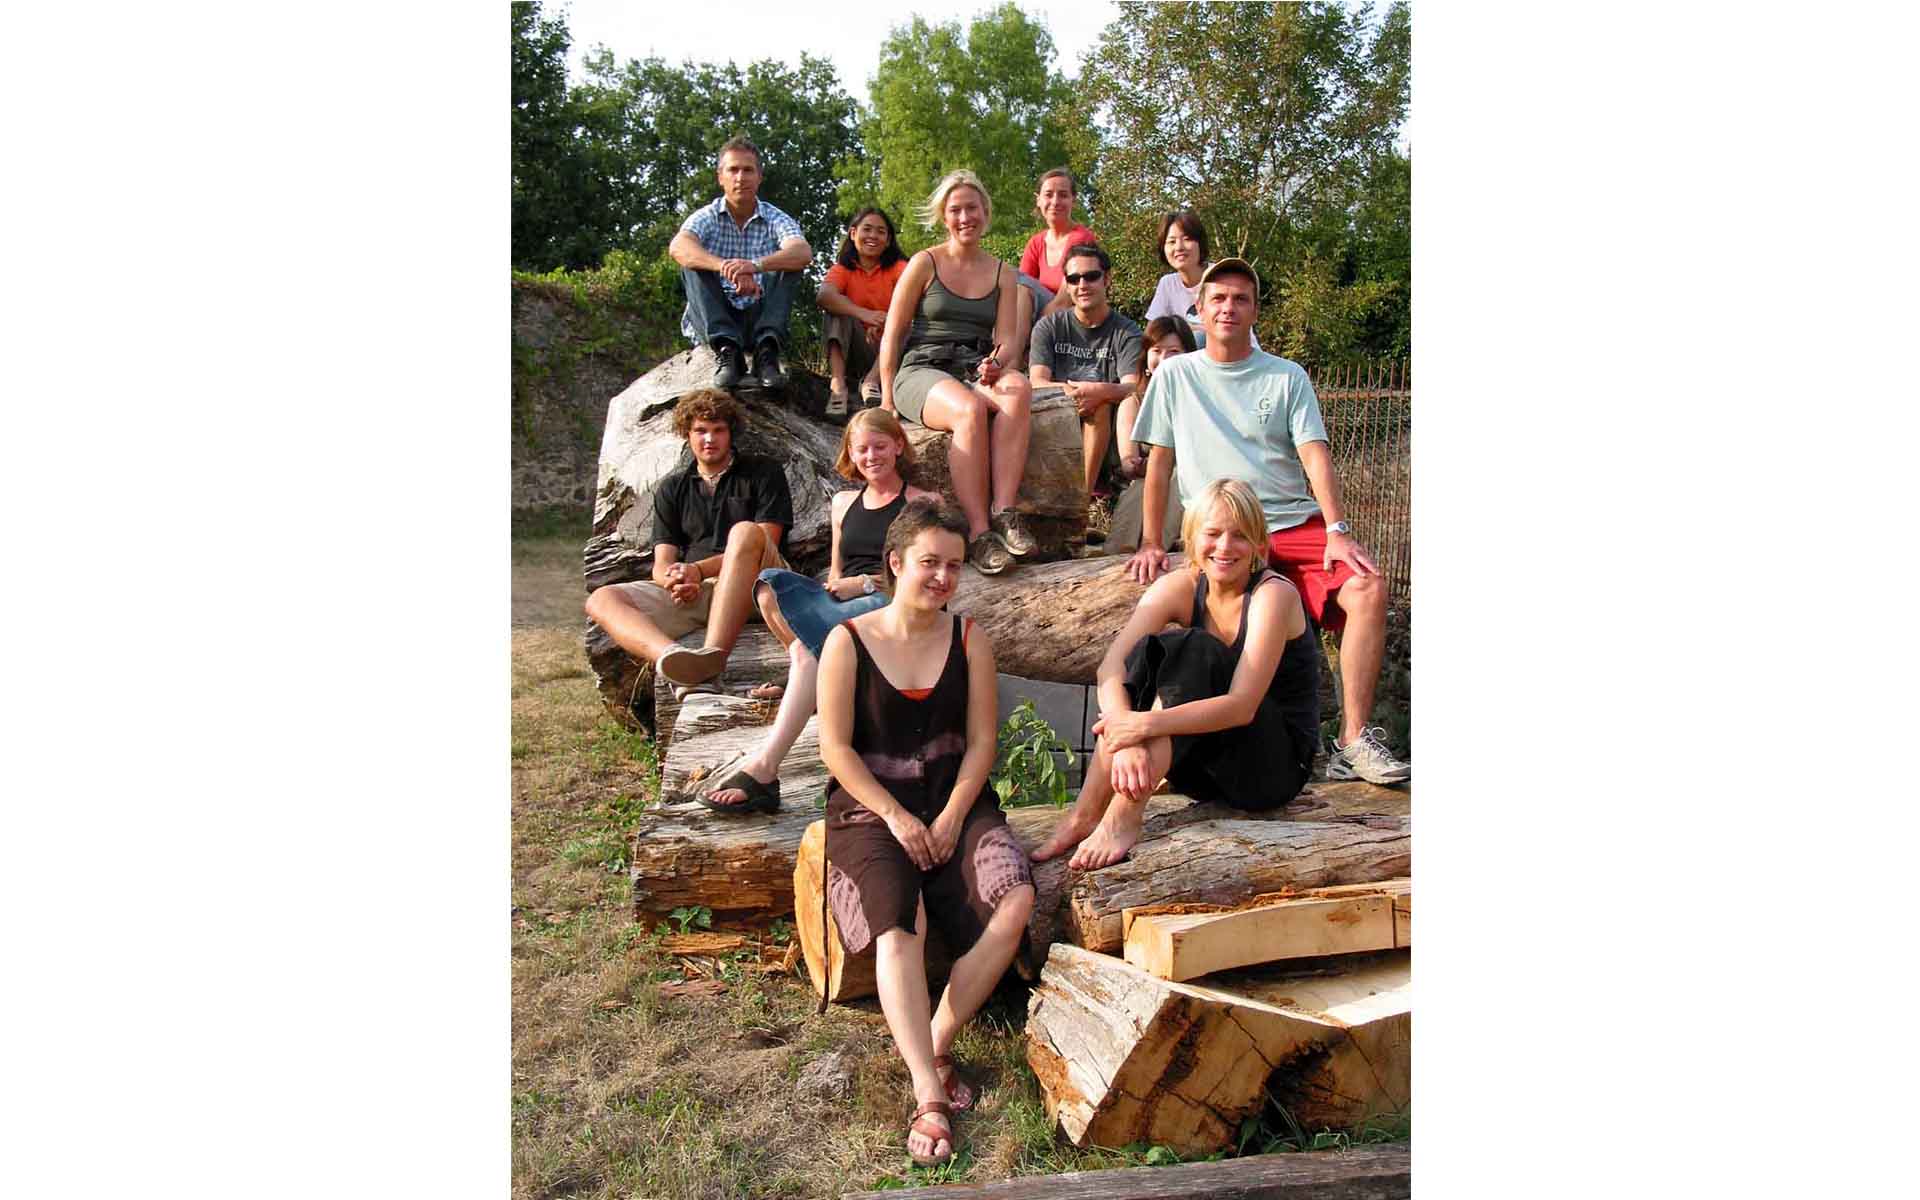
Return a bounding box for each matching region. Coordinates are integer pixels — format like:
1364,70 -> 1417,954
701,410 -> 938,814
816,499 -> 1036,1167
1030,478 -> 1321,870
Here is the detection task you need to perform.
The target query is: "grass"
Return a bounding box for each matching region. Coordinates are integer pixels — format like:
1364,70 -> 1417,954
512,521 -> 1408,1199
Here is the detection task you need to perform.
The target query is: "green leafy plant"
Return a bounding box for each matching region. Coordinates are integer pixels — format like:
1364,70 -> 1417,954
666,905 -> 713,935
990,700 -> 1076,808
768,918 -> 793,945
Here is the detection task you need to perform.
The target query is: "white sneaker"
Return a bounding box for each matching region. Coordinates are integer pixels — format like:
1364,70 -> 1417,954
1327,727 -> 1411,784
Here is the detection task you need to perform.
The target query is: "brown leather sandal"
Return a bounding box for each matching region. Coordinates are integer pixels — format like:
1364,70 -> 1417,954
907,1099 -> 954,1167
932,1054 -> 976,1111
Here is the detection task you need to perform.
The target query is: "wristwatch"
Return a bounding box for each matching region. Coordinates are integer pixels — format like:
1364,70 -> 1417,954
861,575 -> 876,595
1327,520 -> 1352,536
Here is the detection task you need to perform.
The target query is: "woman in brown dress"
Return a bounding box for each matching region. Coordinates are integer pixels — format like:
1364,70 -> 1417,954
816,500 -> 1037,1166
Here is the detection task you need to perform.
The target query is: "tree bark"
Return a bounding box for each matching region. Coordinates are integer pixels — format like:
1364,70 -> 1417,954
1026,943 -> 1410,1156
1062,815 -> 1411,954
948,552 -> 1188,684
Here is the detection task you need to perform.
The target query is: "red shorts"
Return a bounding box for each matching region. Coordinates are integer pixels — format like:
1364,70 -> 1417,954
1266,514 -> 1355,634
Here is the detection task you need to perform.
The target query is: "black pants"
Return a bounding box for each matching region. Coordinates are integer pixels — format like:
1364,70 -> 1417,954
680,267 -> 797,349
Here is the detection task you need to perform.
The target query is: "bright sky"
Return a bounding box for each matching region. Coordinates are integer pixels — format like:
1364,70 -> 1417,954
559,0 -> 1123,95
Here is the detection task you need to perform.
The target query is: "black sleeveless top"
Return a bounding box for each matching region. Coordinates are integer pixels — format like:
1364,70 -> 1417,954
1192,568 -> 1320,722
838,484 -> 908,579
827,615 -> 972,824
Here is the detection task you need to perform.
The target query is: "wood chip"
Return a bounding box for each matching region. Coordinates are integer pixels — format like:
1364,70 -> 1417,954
660,932 -> 749,956
658,979 -> 728,999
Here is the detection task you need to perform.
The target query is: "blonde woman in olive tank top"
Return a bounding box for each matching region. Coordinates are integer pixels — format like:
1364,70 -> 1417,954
876,169 -> 1037,578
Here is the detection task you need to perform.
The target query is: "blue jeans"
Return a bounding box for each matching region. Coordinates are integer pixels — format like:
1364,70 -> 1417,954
758,568 -> 888,658
681,267 -> 797,350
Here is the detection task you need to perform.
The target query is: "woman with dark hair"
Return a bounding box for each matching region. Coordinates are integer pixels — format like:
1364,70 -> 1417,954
1017,167 -> 1097,319
701,408 -> 939,813
818,207 -> 910,416
1143,210 -> 1258,351
816,499 -> 1036,1167
1115,315 -> 1198,480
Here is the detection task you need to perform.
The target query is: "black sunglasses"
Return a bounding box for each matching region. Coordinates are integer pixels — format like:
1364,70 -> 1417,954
1063,269 -> 1106,284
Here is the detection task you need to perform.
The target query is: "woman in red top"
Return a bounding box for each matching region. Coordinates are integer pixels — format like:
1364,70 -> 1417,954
818,207 -> 909,416
1017,168 -> 1097,320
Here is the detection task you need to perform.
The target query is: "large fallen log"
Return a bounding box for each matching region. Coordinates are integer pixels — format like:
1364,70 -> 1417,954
1060,816 -> 1411,954
840,1144 -> 1411,1200
1123,879 -> 1412,982
1026,943 -> 1410,1156
949,552 -> 1184,684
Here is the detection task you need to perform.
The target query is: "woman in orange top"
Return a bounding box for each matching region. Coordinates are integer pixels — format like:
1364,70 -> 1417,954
1017,168 -> 1097,320
818,207 -> 909,416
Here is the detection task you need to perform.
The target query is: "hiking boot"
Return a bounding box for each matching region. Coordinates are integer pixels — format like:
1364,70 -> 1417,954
711,340 -> 744,390
860,379 -> 883,408
990,508 -> 1037,557
968,532 -> 1012,576
1326,727 -> 1411,784
753,340 -> 787,390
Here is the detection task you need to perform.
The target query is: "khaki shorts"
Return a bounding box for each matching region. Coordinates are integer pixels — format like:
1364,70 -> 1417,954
602,546 -> 788,641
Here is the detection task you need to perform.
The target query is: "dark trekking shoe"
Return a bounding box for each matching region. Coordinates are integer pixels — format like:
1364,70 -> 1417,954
753,340 -> 787,390
711,340 -> 744,390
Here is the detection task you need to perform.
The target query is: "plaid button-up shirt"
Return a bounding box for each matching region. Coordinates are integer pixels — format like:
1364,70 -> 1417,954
678,195 -> 806,337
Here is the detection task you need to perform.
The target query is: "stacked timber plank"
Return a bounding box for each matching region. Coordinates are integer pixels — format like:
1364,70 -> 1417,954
1019,782 -> 1413,1157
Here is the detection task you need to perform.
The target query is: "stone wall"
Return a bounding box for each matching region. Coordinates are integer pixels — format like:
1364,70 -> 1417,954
512,278 -> 668,512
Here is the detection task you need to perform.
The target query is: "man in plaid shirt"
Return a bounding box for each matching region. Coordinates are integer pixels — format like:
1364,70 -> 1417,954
671,136 -> 814,392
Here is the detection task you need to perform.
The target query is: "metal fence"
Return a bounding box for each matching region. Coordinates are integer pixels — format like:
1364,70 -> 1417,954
1310,361 -> 1411,607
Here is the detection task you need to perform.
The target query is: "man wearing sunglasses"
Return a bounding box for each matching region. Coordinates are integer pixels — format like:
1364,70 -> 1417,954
1027,243 -> 1145,501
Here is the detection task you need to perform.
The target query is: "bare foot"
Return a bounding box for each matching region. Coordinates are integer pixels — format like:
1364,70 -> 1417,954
1030,799 -> 1106,862
748,682 -> 783,702
1067,797 -> 1146,870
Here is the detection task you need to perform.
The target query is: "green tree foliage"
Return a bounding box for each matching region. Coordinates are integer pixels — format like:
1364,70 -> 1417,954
843,3 -> 1094,255
574,51 -> 859,262
511,0 -> 859,277
1079,1 -> 1411,362
512,1 -> 631,271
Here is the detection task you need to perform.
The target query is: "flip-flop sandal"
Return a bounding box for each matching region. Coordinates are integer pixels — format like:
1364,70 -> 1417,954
698,770 -> 781,815
906,1100 -> 954,1167
932,1054 -> 976,1111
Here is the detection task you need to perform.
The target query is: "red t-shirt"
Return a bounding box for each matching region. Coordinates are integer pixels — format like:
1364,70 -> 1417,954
1019,224 -> 1099,293
823,258 -> 909,313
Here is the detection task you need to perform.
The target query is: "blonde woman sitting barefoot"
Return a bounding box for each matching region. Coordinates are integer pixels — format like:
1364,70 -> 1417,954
1030,478 -> 1322,868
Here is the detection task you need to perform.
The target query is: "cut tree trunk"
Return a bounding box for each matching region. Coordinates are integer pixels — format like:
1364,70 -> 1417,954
1026,943 -> 1410,1156
949,552 -> 1187,684
1123,879 -> 1411,982
840,1145 -> 1411,1200
1061,815 -> 1412,954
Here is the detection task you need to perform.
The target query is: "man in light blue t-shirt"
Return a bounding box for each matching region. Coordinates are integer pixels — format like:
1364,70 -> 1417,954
1127,259 -> 1410,785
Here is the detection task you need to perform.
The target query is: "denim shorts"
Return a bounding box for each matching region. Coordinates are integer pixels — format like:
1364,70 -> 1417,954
757,568 -> 889,658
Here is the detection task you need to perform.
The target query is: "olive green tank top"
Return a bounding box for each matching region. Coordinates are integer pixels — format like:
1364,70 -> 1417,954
903,252 -> 1001,362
